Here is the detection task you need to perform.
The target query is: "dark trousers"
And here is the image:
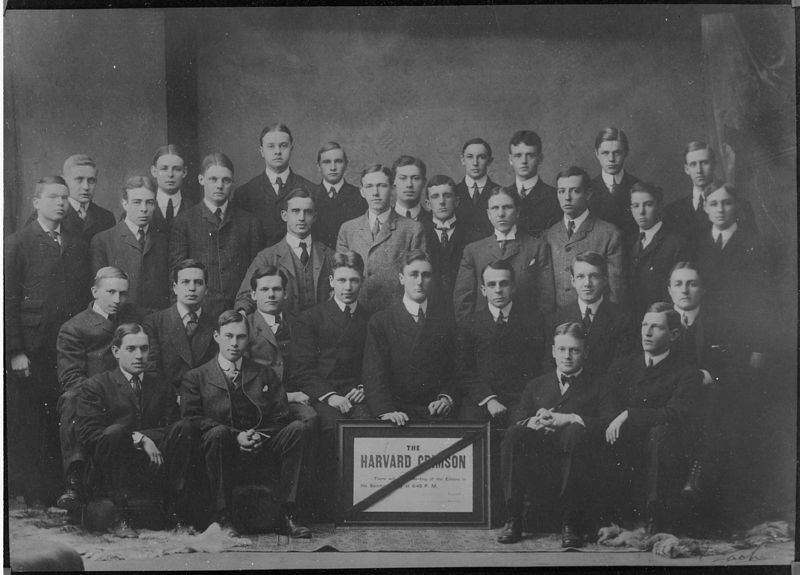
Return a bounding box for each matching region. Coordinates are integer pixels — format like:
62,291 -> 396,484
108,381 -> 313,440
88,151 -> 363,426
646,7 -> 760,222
396,401 -> 455,422
57,388 -> 85,472
458,401 -> 520,428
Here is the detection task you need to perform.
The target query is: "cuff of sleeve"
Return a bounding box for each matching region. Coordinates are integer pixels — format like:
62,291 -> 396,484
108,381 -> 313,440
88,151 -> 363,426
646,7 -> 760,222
478,395 -> 497,407
320,392 -> 335,403
131,431 -> 145,449
700,369 -> 714,385
571,414 -> 585,427
438,394 -> 453,406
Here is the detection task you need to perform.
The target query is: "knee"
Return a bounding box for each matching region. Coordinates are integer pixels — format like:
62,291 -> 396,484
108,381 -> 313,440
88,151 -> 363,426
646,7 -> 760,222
501,423 -> 527,448
560,422 -> 586,452
646,424 -> 671,446
169,419 -> 202,444
101,423 -> 129,441
201,425 -> 234,450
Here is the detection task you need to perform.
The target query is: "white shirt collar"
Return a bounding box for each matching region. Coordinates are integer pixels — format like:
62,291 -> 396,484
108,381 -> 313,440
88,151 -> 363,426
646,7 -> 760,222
395,203 -> 422,219
602,170 -> 625,188
563,208 -> 590,232
266,167 -> 291,186
124,218 -> 149,237
203,199 -> 228,216
258,309 -> 283,328
37,218 -> 62,235
285,232 -> 312,251
176,301 -> 202,321
487,301 -> 513,321
119,367 -> 140,383
639,220 -> 663,247
68,197 -> 89,212
645,349 -> 670,367
323,179 -> 345,194
333,297 -> 358,314
556,368 -> 583,394
432,215 -> 457,230
712,222 -> 737,248
674,305 -> 700,326
402,294 -> 428,318
368,209 -> 391,228
157,189 -> 182,213
578,295 -> 603,317
494,225 -> 517,241
693,187 -> 706,209
217,354 -> 242,373
464,175 -> 488,191
516,175 -> 539,194
92,301 -> 110,320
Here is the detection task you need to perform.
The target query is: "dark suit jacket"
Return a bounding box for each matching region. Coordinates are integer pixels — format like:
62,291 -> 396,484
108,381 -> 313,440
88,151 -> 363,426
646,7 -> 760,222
504,180 -> 562,239
362,301 -> 456,416
672,307 -> 726,382
587,172 -> 641,238
292,299 -> 372,400
336,211 -> 428,312
511,370 -> 606,432
142,304 -> 217,390
234,237 -> 334,316
551,299 -> 637,378
232,170 -> 315,248
313,180 -> 367,249
76,368 -> 177,447
151,194 -> 195,233
170,201 -> 266,308
422,219 -> 481,317
663,193 -> 758,237
4,222 -> 91,356
90,221 -> 171,311
627,224 -> 687,320
454,178 -> 500,238
245,310 -> 299,385
180,357 -> 291,434
456,304 -> 546,408
28,202 -> 116,244
453,231 -> 555,323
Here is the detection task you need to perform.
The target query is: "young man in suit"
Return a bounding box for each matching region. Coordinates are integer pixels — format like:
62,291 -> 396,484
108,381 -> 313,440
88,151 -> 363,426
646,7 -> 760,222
453,187 -> 555,323
587,127 -> 641,238
5,176 -> 91,504
91,175 -> 170,313
59,155 -> 116,243
504,130 -> 560,238
454,138 -> 499,238
456,259 -> 545,423
627,181 -> 687,320
498,322 -> 605,547
392,155 -> 430,223
313,142 -> 366,249
551,252 -> 636,379
149,144 -> 194,232
542,165 -> 626,309
171,153 -> 265,312
178,311 -> 312,537
336,164 -> 428,311
143,259 -> 218,391
233,123 -> 315,247
362,250 -> 456,425
235,188 -> 334,316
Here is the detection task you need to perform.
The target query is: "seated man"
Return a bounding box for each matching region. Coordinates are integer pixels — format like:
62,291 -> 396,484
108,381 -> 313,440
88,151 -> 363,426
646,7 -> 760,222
362,250 -> 456,425
456,260 -> 545,424
498,322 -> 604,547
179,311 -> 312,537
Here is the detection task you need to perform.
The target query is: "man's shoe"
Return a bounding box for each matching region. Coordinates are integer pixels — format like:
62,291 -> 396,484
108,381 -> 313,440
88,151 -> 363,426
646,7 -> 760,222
497,518 -> 522,544
56,486 -> 83,512
277,515 -> 311,539
681,460 -> 704,501
561,523 -> 582,548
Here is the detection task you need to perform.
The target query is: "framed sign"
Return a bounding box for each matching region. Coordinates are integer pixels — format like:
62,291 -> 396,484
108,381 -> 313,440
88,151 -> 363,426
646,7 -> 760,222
337,421 -> 491,527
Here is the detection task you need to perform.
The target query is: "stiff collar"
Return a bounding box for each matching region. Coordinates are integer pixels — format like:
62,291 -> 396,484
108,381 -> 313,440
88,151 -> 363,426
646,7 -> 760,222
578,295 -> 603,318
265,167 -> 291,187
157,190 -> 182,213
639,220 -> 663,247
487,301 -> 513,321
333,297 -> 358,314
644,349 -> 670,367
516,175 -> 540,194
402,295 -> 428,318
203,199 -> 228,217
601,170 -> 625,188
465,175 -> 488,191
563,208 -> 590,232
494,225 -> 518,241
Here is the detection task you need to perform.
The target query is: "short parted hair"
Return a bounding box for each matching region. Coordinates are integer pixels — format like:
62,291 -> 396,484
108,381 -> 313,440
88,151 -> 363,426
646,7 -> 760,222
171,258 -> 208,284
461,137 -> 493,158
317,141 -> 347,164
63,154 -> 97,174
361,164 -> 393,183
398,249 -> 432,274
629,181 -> 664,204
684,141 -> 716,164
112,323 -> 146,349
122,175 -> 156,200
392,155 -> 427,179
425,175 -> 456,198
594,127 -> 629,153
152,144 -> 186,167
280,187 -> 314,211
487,186 -> 519,207
555,165 -> 590,189
332,250 -> 365,276
217,310 -> 247,331
200,153 -> 234,176
94,266 -> 128,287
508,130 -> 543,153
646,301 -> 681,332
669,261 -> 704,284
705,181 -> 738,202
34,176 -> 68,198
260,123 -> 293,145
571,251 -> 609,278
553,321 -> 586,342
480,259 -> 516,285
250,265 -> 289,291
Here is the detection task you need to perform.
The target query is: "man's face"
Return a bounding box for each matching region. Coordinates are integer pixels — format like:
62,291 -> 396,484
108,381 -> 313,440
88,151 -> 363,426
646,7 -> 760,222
260,131 -> 293,173
360,171 -> 392,214
318,148 -> 347,186
486,192 -> 518,233
281,196 -> 315,239
630,191 -> 661,231
704,186 -> 737,229
557,175 -> 591,219
508,143 -> 542,180
122,187 -> 156,228
480,267 -> 515,310
214,321 -> 249,363
330,266 -> 362,304
393,164 -> 425,207
64,165 -> 98,205
461,143 -> 492,180
425,184 -> 458,222
641,311 -> 677,355
552,334 -> 585,376
251,274 -> 285,316
570,261 -> 607,304
668,268 -> 705,311
595,140 -> 627,175
173,267 -> 207,308
92,277 -> 129,316
398,259 -> 434,304
150,154 -> 187,194
33,184 -> 69,223
113,331 -> 150,376
683,148 -> 714,189
199,165 -> 234,206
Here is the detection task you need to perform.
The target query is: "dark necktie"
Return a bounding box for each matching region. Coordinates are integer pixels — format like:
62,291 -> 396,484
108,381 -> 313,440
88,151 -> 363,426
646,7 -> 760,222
329,186 -> 336,200
498,239 -> 507,256
275,177 -> 283,195
274,314 -> 288,339
185,311 -> 199,339
299,242 -> 309,266
714,233 -> 724,251
372,218 -> 381,240
438,228 -> 450,248
609,182 -> 618,196
343,304 -> 352,320
417,306 -> 426,326
496,310 -> 506,326
406,210 -> 412,219
215,208 -> 223,225
108,313 -> 118,326
647,357 -> 654,368
166,198 -> 174,222
137,227 -> 146,250
47,229 -> 62,248
696,194 -> 705,214
130,374 -> 142,403
471,182 -> 480,204
582,306 -> 593,332
682,312 -> 690,328
78,205 -> 88,220
567,220 -> 575,239
639,231 -> 646,250
519,187 -> 528,199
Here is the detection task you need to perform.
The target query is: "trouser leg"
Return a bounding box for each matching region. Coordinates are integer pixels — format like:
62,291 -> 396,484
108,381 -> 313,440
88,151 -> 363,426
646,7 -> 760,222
199,424 -> 238,518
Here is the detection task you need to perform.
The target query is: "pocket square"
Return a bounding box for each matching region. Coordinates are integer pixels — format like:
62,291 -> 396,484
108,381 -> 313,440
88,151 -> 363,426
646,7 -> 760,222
528,258 -> 537,267
262,384 -> 269,393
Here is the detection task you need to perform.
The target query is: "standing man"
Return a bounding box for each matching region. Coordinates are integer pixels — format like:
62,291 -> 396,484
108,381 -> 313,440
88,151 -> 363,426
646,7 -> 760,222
542,165 -> 625,309
313,142 -> 366,249
392,155 -> 430,223
337,164 -> 427,312
149,144 -> 194,232
233,124 -> 315,247
5,176 -> 91,504
454,137 -> 499,238
91,175 -> 170,313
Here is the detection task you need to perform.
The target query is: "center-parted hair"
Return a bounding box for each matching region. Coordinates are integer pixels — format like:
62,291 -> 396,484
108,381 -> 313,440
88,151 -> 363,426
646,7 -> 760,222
172,258 -> 208,284
553,321 -> 586,342
683,141 -> 716,164
63,154 -> 97,174
555,165 -> 590,189
571,251 -> 609,278
361,164 -> 393,183
317,141 -> 348,164
332,250 -> 365,276
112,322 -> 146,349
480,259 -> 516,285
217,309 -> 248,331
122,175 -> 156,200
250,265 -> 289,290
34,176 -> 68,198
669,261 -> 704,284
594,127 -> 629,153
629,181 -> 664,204
280,187 -> 315,211
392,155 -> 427,180
152,144 -> 186,167
398,249 -> 432,274
200,153 -> 234,176
94,266 -> 129,287
260,123 -> 293,145
508,130 -> 543,153
646,301 -> 681,332
487,186 -> 519,207
461,137 -> 493,158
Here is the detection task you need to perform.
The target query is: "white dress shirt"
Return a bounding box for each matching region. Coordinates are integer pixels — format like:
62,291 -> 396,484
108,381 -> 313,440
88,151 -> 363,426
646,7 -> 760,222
639,221 -> 663,249
563,208 -> 590,234
157,190 -> 182,215
516,175 -> 540,197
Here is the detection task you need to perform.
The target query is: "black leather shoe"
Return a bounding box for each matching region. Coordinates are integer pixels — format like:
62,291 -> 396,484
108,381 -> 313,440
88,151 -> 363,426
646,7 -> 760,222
561,522 -> 582,548
681,460 -> 704,501
56,486 -> 83,512
277,515 -> 311,539
497,518 -> 522,544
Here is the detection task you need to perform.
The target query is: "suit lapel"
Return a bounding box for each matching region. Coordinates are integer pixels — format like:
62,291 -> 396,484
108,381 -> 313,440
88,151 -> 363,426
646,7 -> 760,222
503,237 -> 521,260
275,240 -> 296,279
567,215 -> 594,246
372,212 -> 396,249
118,222 -> 142,252
168,306 -> 194,366
639,226 -> 665,259
589,300 -> 612,339
311,241 -> 325,289
33,225 -> 62,254
354,213 -> 374,252
112,368 -> 140,410
253,311 -> 279,350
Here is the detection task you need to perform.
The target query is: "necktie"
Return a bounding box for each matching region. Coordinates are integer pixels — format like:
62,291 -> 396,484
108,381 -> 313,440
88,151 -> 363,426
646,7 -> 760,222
185,311 -> 199,338
639,231 -> 647,249
329,186 -> 336,200
496,310 -> 505,326
471,182 -> 480,203
609,182 -> 618,196
696,194 -> 705,214
567,220 -> 575,239
647,357 -> 654,368
371,218 -> 381,240
417,306 -> 426,326
582,306 -> 593,332
405,210 -> 412,219
47,229 -> 62,246
498,239 -> 507,255
560,374 -> 573,394
227,368 -> 240,387
214,208 -> 223,225
108,313 -> 118,326
275,177 -> 283,195
299,241 -> 309,266
519,187 -> 528,199
166,198 -> 174,222
78,205 -> 88,220
715,233 -> 723,250
137,227 -> 146,249
130,374 -> 142,403
439,229 -> 450,248
682,312 -> 690,328
343,304 -> 352,320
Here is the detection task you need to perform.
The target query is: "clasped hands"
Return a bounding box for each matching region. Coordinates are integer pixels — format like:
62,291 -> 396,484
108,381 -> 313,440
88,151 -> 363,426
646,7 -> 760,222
526,408 -> 573,432
237,429 -> 269,452
327,386 -> 365,414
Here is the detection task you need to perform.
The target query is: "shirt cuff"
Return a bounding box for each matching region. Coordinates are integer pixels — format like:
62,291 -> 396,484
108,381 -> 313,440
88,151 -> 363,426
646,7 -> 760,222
320,392 -> 336,403
570,414 -> 585,427
131,431 -> 145,449
438,394 -> 453,406
478,395 -> 498,407
700,369 -> 714,385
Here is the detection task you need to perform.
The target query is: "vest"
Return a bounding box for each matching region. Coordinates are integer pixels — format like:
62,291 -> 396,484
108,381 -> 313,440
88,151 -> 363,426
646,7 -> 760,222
288,247 -> 316,312
227,378 -> 259,430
